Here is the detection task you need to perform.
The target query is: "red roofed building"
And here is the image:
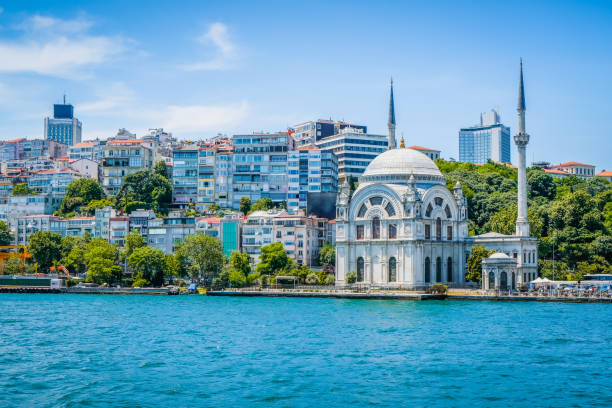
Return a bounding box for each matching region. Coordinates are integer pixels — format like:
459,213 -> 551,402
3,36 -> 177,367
550,162 -> 595,180
406,146 -> 441,160
596,170 -> 612,182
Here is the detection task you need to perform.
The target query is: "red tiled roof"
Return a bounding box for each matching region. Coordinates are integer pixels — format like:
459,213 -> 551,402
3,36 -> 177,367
544,169 -> 569,175
553,162 -> 593,167
107,139 -> 142,145
596,171 -> 612,177
4,138 -> 25,143
72,142 -> 93,147
407,145 -> 438,152
297,145 -> 320,151
36,168 -> 81,175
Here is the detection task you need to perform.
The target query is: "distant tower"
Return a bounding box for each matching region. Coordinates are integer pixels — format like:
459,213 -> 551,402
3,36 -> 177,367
388,78 -> 397,149
514,59 -> 530,237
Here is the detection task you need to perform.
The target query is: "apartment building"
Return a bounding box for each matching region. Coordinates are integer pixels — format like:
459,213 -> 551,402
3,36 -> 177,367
101,139 -> 154,195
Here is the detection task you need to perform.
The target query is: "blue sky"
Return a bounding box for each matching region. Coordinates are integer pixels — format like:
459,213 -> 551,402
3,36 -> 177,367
0,0 -> 610,169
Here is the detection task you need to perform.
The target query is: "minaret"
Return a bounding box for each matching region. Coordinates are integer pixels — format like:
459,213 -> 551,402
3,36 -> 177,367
388,78 -> 397,149
514,59 -> 530,237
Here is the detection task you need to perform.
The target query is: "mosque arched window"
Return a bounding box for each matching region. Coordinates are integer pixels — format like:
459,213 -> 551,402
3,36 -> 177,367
388,257 -> 397,282
511,272 -> 516,290
489,272 -> 495,289
372,217 -> 381,239
436,218 -> 442,241
436,257 -> 442,282
385,202 -> 395,216
425,203 -> 433,217
369,196 -> 383,206
425,257 -> 431,283
447,257 -> 453,282
434,197 -> 443,206
500,272 -> 508,290
444,205 -> 451,219
358,204 -> 367,218
357,257 -> 364,282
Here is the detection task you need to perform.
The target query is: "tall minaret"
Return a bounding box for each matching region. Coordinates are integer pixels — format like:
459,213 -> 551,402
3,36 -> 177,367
387,78 -> 397,149
515,59 -> 530,237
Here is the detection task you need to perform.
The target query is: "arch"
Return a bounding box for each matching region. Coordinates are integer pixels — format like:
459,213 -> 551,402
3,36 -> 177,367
388,257 -> 397,282
372,217 -> 381,239
385,202 -> 396,216
511,272 -> 516,290
358,204 -> 367,218
369,196 -> 383,206
357,257 -> 364,282
434,197 -> 443,206
425,257 -> 431,283
447,257 -> 452,282
425,203 -> 433,217
500,272 -> 508,290
436,218 -> 442,241
488,271 -> 495,289
444,205 -> 451,219
388,224 -> 397,239
436,257 -> 442,282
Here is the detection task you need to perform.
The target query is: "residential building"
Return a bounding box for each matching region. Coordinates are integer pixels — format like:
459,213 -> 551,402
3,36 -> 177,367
544,169 -> 570,179
596,170 -> 612,182
273,211 -> 326,266
66,217 -> 95,238
147,211 -> 196,254
69,158 -> 99,180
44,99 -> 82,146
232,132 -> 293,209
196,213 -> 243,257
197,146 -> 216,210
101,139 -> 154,195
144,128 -> 175,144
172,145 -> 199,207
0,138 -> 25,162
214,144 -> 233,209
287,145 -> 338,215
293,120 -> 367,146
28,169 -> 83,196
22,139 -> 68,160
94,207 -> 116,241
550,162 -> 596,180
128,209 -> 156,237
109,216 -> 129,247
15,215 -> 66,246
242,210 -> 278,263
315,127 -> 387,181
0,195 -> 63,231
459,109 -> 511,164
68,142 -> 94,160
407,146 -> 441,160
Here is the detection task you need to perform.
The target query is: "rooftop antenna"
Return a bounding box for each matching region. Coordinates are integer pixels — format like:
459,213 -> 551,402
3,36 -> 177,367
63,93 -> 66,104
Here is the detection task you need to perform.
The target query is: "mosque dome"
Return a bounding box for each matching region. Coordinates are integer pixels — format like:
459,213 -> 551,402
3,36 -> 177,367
359,148 -> 445,185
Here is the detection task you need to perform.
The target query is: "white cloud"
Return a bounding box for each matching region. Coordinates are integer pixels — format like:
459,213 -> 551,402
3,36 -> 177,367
182,22 -> 239,71
0,14 -> 126,76
79,82 -> 135,113
162,101 -> 249,133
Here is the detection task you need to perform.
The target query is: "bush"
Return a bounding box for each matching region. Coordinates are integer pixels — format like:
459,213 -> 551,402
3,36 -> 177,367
346,271 -> 357,284
132,278 -> 149,288
429,283 -> 448,294
324,274 -> 336,285
305,273 -> 319,285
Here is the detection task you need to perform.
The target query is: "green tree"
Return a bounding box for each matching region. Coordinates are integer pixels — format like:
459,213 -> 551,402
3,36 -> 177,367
250,198 -> 273,213
346,271 -> 357,284
527,168 -> 556,200
61,235 -> 90,275
28,231 -> 63,271
85,199 -> 114,215
153,160 -> 170,179
128,246 -> 167,286
466,245 -> 495,282
318,242 -> 335,266
175,234 -> 225,280
239,197 -> 251,215
164,254 -> 183,280
115,171 -> 172,215
0,221 -> 13,245
59,178 -> 105,215
256,243 -> 291,276
208,203 -> 220,212
12,183 -> 35,196
83,238 -> 121,284
229,251 -> 251,276
124,230 -> 145,257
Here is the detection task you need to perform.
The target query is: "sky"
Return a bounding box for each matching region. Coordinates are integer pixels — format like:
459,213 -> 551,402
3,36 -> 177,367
0,0 -> 610,169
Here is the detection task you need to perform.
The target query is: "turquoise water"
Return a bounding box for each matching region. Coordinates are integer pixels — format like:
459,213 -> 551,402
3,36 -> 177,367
1,295 -> 611,407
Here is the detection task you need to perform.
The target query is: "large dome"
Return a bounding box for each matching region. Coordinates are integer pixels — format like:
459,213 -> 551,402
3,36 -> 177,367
359,148 -> 445,185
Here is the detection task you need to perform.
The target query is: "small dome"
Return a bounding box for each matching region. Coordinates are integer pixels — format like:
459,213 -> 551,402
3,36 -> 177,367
359,148 -> 445,185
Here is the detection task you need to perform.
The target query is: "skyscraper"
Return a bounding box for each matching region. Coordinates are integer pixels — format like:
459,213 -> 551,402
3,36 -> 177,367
44,96 -> 82,146
458,108 -> 511,164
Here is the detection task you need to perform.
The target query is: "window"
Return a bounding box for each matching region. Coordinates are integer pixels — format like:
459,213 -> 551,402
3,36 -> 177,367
358,204 -> 367,218
356,225 -> 364,240
425,257 -> 431,283
489,272 -> 495,289
388,224 -> 397,239
435,197 -> 443,206
385,202 -> 395,216
500,272 -> 508,290
372,217 -> 381,239
447,225 -> 452,240
425,224 -> 431,240
357,257 -> 364,282
436,257 -> 442,282
445,205 -> 451,219
425,203 -> 433,217
447,257 -> 453,282
436,218 -> 442,241
370,196 -> 383,206
388,257 -> 397,282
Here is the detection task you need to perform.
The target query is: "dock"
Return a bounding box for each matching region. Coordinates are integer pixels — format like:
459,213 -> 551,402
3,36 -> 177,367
207,289 -> 445,300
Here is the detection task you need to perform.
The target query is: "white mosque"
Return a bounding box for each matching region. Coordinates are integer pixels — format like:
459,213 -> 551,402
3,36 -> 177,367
335,62 -> 538,289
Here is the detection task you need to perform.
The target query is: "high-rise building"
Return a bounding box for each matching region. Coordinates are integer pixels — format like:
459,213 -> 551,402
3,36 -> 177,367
458,108 -> 511,164
101,139 -> 155,195
315,127 -> 387,181
293,120 -> 367,146
44,97 -> 82,146
231,131 -> 293,209
172,145 -> 199,207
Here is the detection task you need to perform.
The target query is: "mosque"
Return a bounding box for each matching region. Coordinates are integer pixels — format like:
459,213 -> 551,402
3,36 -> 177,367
335,62 -> 538,289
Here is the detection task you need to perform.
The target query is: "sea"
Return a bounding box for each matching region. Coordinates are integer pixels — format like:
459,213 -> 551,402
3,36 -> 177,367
1,294 -> 610,407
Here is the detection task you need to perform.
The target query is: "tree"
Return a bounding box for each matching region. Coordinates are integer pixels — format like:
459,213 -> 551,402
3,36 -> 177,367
83,238 -> 121,284
85,199 -> 114,215
239,197 -> 252,215
28,231 -> 63,271
175,234 -> 225,280
318,242 -> 335,266
164,254 -> 183,280
154,160 -> 170,179
12,183 -> 35,196
466,244 -> 495,282
61,236 -> 89,276
124,230 -> 145,258
114,171 -> 172,215
256,243 -> 291,276
128,246 -> 167,286
59,178 -> 105,215
346,271 -> 357,284
0,221 -> 13,245
527,168 -> 556,200
208,203 -> 220,212
229,251 -> 251,276
250,198 -> 273,213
